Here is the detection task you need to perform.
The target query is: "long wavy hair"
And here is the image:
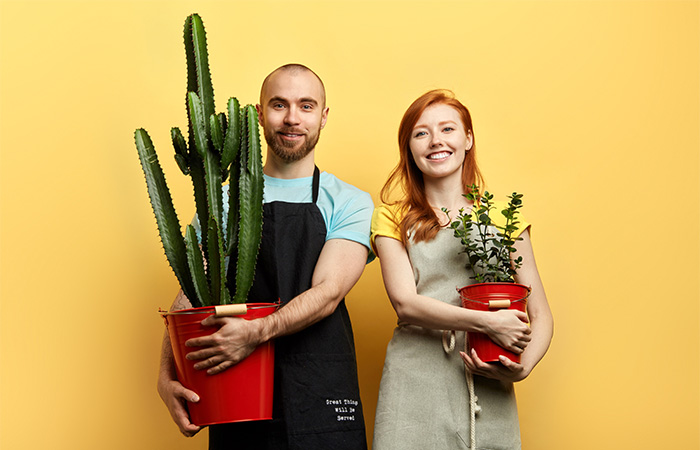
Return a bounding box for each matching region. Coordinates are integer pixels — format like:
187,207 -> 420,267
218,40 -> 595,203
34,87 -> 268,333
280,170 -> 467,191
380,89 -> 485,243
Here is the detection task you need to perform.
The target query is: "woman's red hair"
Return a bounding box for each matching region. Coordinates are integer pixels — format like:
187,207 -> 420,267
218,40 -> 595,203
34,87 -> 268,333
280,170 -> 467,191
380,89 -> 484,243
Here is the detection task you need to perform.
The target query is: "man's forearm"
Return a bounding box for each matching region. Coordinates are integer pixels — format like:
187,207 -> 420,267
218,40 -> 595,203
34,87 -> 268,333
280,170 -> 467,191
159,289 -> 192,382
159,330 -> 177,383
255,279 -> 345,342
255,239 -> 368,343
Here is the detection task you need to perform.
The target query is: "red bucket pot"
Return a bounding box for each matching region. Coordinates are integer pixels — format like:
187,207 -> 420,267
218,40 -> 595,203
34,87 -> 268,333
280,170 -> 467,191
458,283 -> 530,364
162,303 -> 278,426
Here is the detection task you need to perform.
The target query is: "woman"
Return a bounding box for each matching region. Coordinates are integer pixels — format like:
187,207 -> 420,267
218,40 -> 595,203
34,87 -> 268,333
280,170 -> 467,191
371,90 -> 553,450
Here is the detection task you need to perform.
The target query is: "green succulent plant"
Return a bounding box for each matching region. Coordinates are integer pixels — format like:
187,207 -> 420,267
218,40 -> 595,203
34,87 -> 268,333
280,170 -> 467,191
135,13 -> 263,307
443,185 -> 524,283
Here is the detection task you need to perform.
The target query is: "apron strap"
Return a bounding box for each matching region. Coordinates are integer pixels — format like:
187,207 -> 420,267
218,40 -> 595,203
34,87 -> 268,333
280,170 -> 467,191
312,166 -> 320,204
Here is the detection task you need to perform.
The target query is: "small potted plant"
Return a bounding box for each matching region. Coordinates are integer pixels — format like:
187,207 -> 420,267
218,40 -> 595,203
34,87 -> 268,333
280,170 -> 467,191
444,185 -> 530,364
135,13 -> 274,426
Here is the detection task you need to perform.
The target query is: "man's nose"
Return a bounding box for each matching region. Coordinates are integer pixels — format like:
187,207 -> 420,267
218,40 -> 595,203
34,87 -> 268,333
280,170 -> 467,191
284,107 -> 301,125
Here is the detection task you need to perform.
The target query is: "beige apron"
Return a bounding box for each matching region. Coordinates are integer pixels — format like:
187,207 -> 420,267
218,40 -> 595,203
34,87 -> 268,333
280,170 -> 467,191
373,229 -> 521,450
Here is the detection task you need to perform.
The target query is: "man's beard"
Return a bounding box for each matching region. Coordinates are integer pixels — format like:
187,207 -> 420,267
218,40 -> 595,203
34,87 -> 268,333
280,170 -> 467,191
264,126 -> 321,163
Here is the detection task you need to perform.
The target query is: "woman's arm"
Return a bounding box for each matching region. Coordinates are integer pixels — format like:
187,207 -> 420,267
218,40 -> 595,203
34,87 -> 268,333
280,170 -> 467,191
375,235 -> 532,354
461,228 -> 554,381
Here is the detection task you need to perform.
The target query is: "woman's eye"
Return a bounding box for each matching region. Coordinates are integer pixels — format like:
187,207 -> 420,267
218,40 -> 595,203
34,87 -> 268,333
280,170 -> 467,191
414,131 -> 427,138
443,127 -> 454,132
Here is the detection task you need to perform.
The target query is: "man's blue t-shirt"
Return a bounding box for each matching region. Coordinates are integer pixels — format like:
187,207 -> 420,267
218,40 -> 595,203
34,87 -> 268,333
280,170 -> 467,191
195,172 -> 374,253
262,172 -> 373,250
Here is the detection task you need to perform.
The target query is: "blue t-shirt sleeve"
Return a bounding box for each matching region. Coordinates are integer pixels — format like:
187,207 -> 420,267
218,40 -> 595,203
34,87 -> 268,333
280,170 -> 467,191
314,173 -> 374,264
325,189 -> 374,249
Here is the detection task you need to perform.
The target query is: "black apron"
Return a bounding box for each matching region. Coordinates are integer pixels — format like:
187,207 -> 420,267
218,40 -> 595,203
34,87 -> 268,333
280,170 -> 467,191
210,167 -> 367,450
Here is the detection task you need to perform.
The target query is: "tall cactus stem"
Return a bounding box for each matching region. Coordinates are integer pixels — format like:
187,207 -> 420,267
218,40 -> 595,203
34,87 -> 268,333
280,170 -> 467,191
232,105 -> 264,304
187,90 -> 213,259
221,97 -> 241,176
134,129 -> 198,304
204,149 -> 224,238
189,157 -> 209,259
187,14 -> 215,135
226,103 -> 243,258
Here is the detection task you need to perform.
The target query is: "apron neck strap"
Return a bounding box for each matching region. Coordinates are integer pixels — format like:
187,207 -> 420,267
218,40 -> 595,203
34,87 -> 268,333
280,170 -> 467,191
312,166 -> 320,204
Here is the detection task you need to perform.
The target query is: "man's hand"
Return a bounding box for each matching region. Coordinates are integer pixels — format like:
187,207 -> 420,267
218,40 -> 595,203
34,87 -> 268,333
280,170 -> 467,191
158,290 -> 203,436
157,377 -> 202,437
185,316 -> 262,375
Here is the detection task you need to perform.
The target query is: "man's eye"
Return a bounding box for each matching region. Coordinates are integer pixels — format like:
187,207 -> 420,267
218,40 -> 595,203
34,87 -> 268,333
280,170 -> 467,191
302,104 -> 313,110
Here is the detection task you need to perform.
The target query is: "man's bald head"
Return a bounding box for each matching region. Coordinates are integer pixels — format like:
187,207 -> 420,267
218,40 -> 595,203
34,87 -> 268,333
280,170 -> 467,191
260,64 -> 326,108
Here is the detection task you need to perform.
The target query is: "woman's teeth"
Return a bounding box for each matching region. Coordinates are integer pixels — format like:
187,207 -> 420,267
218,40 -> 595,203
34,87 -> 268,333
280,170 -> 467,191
428,151 -> 450,160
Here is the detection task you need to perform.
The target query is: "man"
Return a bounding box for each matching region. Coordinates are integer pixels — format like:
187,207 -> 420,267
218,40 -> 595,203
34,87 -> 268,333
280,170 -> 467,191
157,64 -> 373,450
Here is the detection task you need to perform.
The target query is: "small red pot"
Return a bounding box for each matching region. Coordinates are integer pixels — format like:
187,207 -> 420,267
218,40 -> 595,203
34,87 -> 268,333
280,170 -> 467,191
162,303 -> 278,426
458,283 -> 530,364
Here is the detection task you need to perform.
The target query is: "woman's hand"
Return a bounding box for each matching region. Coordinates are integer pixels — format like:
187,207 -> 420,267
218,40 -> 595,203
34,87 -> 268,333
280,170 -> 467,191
460,348 -> 530,382
481,309 -> 532,354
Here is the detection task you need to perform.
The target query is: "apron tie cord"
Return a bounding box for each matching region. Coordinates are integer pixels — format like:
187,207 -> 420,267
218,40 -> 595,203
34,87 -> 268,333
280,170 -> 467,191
442,330 -> 455,353
464,336 -> 480,450
442,330 -> 480,450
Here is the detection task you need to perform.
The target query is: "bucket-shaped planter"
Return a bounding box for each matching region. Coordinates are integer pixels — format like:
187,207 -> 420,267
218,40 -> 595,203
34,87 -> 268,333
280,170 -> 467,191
162,303 -> 278,426
458,283 -> 530,364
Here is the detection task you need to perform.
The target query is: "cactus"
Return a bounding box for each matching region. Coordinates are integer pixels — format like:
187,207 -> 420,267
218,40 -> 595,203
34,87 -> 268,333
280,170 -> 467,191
232,105 -> 264,303
135,13 -> 264,307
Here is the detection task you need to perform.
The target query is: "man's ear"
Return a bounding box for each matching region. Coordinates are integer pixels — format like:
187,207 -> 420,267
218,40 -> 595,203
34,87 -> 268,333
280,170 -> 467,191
255,104 -> 263,125
320,106 -> 329,130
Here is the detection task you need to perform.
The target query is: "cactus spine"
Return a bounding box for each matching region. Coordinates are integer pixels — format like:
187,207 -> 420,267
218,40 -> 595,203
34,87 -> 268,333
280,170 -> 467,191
135,13 -> 264,307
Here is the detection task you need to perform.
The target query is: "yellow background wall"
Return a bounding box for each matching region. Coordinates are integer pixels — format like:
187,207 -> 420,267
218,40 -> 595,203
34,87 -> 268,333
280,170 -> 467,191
1,1 -> 698,449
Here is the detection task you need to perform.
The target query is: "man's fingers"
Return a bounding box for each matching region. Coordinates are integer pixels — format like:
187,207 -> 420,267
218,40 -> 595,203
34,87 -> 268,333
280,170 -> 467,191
186,346 -> 221,362
174,383 -> 200,403
166,385 -> 202,437
207,360 -> 234,375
